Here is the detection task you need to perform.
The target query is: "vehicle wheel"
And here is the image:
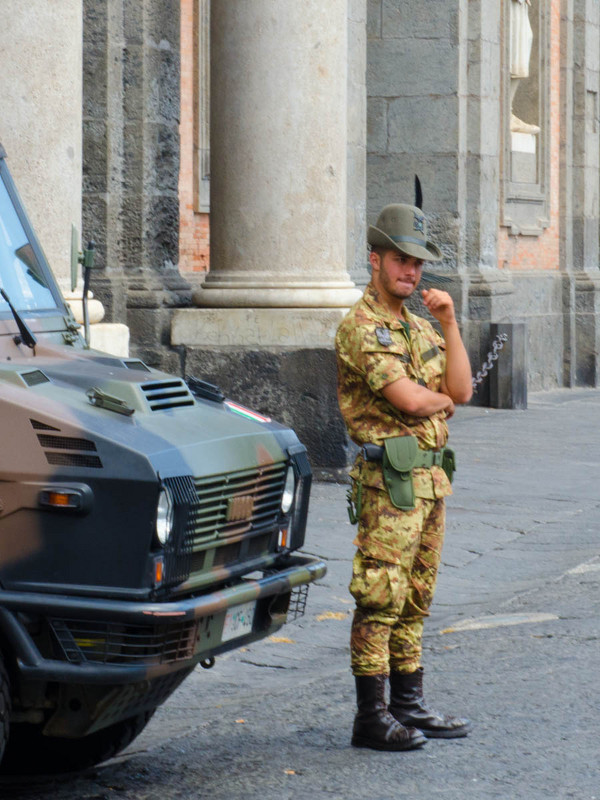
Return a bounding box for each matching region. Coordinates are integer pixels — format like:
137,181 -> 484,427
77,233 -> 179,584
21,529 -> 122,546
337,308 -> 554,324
0,656 -> 10,766
1,709 -> 154,775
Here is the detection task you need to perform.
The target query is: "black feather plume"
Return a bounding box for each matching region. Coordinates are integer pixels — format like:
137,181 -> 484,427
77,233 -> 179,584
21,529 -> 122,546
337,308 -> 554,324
414,175 -> 423,210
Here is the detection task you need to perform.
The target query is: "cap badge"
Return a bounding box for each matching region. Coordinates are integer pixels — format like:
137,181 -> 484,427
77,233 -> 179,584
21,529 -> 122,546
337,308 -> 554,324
413,213 -> 425,233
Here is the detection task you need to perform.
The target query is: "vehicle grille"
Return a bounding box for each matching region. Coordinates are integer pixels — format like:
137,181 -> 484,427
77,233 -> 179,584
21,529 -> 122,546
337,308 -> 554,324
50,617 -> 198,665
163,462 -> 287,587
190,462 -> 287,546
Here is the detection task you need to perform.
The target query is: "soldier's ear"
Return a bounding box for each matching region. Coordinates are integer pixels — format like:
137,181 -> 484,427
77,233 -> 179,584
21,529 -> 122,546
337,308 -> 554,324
369,250 -> 381,271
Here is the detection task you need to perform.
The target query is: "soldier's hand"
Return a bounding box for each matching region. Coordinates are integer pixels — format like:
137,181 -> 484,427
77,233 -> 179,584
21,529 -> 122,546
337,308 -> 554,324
421,288 -> 456,327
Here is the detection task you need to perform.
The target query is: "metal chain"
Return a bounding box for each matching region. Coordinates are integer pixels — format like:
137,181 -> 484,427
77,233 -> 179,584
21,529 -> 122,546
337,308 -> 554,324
472,333 -> 508,392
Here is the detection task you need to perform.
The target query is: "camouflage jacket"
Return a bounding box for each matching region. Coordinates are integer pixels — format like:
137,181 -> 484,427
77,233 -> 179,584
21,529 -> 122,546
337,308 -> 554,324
335,282 -> 452,500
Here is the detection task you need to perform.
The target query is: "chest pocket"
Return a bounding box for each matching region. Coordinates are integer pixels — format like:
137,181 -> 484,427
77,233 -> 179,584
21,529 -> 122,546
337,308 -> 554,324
359,328 -> 413,390
414,333 -> 445,389
361,328 -> 411,359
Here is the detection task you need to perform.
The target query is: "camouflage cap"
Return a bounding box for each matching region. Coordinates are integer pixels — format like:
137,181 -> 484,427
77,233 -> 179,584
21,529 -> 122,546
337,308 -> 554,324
368,204 -> 443,262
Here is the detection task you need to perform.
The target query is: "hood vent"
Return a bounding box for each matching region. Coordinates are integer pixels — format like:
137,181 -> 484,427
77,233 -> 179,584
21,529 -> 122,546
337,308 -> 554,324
141,380 -> 195,412
37,434 -> 97,452
124,360 -> 151,372
45,452 -> 103,469
31,419 -> 60,431
21,370 -> 50,387
31,422 -> 103,469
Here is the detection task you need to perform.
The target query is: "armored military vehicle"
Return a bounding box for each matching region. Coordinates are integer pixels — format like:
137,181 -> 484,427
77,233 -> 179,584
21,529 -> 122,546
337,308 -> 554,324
0,144 -> 326,773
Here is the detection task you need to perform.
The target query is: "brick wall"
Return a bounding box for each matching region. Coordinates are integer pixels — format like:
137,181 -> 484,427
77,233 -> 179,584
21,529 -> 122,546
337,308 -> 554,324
179,0 -> 210,273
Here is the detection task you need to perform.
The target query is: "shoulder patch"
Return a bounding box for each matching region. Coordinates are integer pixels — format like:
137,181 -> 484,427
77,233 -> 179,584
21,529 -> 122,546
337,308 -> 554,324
375,327 -> 393,347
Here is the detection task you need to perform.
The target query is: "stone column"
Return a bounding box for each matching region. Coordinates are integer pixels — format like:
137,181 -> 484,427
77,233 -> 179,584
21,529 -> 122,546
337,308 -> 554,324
0,1 -> 82,289
348,0 -> 369,286
194,0 -> 360,309
174,0 -> 363,477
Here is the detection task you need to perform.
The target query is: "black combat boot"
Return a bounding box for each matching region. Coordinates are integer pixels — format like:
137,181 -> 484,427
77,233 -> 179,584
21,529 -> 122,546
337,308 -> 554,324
352,675 -> 427,751
388,668 -> 472,739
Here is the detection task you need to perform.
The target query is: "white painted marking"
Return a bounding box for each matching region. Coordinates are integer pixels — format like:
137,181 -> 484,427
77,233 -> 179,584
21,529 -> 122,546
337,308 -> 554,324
567,562 -> 600,575
440,612 -> 558,634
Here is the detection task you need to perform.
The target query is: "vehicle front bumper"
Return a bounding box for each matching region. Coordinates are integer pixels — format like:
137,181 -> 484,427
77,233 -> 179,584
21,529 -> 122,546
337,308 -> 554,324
0,555 -> 327,685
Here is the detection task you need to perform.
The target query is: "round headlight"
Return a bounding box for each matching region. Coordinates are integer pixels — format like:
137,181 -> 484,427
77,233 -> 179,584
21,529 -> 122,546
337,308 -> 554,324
155,487 -> 174,546
281,466 -> 295,514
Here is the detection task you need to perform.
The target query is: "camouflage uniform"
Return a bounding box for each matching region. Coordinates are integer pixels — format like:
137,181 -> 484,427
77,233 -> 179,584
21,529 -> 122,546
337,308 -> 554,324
336,282 -> 453,676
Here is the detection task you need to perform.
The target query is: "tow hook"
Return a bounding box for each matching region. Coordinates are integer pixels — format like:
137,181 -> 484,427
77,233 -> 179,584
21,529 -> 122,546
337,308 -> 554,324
200,657 -> 216,670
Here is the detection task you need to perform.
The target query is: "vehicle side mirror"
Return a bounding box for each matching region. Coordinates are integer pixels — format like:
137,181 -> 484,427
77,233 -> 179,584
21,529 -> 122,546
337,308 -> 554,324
70,226 -> 96,292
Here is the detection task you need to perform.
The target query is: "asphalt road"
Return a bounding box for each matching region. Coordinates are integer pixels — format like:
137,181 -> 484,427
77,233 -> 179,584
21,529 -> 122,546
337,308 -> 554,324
2,388 -> 600,799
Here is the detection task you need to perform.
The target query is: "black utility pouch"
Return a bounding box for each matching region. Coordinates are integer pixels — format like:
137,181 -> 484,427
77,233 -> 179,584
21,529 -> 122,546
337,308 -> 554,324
382,436 -> 418,510
442,446 -> 456,483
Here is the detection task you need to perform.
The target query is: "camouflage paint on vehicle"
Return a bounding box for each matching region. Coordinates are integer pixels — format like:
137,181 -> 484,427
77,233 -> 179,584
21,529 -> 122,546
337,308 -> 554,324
0,145 -> 326,765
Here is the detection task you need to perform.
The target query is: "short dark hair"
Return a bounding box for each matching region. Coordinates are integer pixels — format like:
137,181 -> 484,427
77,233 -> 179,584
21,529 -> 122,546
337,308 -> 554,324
369,245 -> 391,259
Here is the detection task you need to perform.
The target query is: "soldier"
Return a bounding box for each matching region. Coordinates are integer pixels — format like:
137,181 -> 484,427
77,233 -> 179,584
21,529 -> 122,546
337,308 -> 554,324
335,202 -> 473,751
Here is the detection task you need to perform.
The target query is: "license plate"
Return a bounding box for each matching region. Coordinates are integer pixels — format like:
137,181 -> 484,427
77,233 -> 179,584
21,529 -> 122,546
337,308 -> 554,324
221,600 -> 256,643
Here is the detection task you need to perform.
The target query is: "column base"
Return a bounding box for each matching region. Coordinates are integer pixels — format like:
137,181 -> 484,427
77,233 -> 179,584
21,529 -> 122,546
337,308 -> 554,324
193,284 -> 362,309
172,307 -> 353,348
182,345 -> 353,479
89,323 -> 130,358
573,271 -> 600,386
171,307 -> 357,475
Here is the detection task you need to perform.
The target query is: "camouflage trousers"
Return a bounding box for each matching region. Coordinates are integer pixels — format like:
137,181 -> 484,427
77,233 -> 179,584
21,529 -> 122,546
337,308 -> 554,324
349,489 -> 445,676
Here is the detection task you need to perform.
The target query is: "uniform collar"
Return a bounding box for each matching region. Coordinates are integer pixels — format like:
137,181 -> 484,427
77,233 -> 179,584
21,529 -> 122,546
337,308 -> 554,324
363,282 -> 416,332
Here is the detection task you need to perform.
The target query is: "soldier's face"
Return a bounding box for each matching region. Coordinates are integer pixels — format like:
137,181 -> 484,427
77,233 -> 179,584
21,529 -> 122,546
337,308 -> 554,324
370,250 -> 424,302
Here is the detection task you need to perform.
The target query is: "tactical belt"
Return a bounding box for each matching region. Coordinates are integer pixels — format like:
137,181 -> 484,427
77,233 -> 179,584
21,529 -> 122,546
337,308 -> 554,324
362,442 -> 445,468
345,437 -> 456,521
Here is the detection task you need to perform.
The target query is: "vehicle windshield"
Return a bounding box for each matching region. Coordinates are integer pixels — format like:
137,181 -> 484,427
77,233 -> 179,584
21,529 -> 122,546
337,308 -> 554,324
0,172 -> 57,312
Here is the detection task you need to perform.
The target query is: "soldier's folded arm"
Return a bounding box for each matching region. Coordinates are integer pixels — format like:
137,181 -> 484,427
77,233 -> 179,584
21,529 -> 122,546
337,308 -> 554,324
381,377 -> 455,418
441,373 -> 472,406
438,322 -> 473,405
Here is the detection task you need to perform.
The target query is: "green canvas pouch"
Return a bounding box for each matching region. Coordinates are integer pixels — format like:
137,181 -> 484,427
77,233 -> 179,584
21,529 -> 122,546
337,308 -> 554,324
442,446 -> 456,483
382,436 -> 419,510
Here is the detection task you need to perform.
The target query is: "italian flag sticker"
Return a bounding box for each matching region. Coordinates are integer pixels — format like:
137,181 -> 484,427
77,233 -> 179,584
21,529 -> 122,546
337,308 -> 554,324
225,400 -> 271,423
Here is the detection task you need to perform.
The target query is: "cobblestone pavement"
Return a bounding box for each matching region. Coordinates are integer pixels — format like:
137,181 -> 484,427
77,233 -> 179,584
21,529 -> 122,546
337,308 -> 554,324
2,389 -> 600,799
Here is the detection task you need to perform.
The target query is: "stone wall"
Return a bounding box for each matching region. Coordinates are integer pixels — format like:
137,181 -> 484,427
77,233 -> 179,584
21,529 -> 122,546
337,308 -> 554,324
366,0 -> 600,403
83,0 -> 196,370
184,348 -> 349,480
367,0 -> 468,268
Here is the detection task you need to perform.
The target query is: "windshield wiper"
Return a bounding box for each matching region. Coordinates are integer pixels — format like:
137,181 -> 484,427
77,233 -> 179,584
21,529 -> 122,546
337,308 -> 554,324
0,288 -> 37,351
